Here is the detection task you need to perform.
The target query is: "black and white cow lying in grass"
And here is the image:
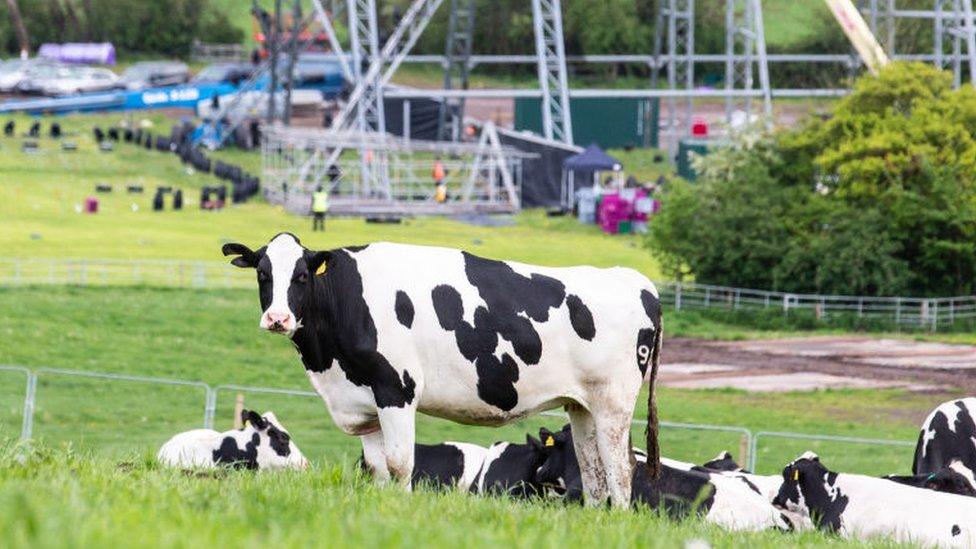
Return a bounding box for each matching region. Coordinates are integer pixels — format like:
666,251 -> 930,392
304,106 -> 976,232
158,410 -> 308,470
361,442 -> 488,492
903,397 -> 976,496
223,234 -> 664,506
773,452 -> 976,546
534,425 -> 796,531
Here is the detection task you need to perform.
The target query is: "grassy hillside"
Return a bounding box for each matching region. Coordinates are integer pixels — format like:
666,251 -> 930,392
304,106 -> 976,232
0,113 -> 659,277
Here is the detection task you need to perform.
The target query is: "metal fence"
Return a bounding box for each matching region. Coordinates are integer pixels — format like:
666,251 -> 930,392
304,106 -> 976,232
191,42 -> 247,64
659,281 -> 976,331
0,365 -> 919,474
3,258 -> 975,330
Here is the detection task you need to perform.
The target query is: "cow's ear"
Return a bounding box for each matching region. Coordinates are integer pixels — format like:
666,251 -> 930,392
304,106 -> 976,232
305,250 -> 332,277
527,434 -> 544,450
223,242 -> 259,269
539,428 -> 556,448
242,409 -> 265,430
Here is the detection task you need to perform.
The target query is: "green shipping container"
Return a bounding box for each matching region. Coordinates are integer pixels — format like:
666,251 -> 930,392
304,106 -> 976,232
514,97 -> 659,149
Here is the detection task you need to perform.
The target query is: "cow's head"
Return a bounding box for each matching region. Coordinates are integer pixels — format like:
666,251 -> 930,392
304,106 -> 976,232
884,460 -> 976,497
534,424 -> 582,501
241,409 -> 310,470
773,451 -> 848,531
222,233 -> 329,337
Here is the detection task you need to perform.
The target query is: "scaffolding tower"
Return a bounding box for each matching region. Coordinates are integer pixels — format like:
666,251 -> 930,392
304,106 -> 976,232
531,0 -> 573,145
653,0 -> 694,160
724,0 -> 772,128
934,0 -> 976,86
437,0 -> 476,141
347,0 -> 384,132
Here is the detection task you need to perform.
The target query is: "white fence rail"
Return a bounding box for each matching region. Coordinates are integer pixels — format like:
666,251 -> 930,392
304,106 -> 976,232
2,258 -> 974,330
0,365 -> 920,474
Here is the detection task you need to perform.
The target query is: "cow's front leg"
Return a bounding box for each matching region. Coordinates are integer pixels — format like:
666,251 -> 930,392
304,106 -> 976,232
360,430 -> 390,483
378,406 -> 416,490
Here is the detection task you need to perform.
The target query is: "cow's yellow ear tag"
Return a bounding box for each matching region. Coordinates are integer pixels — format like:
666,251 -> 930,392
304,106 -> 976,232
793,470 -> 799,481
315,262 -> 327,276
545,436 -> 555,447
244,420 -> 251,428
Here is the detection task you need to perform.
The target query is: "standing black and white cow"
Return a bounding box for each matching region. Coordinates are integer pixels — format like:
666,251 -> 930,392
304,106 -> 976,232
223,235 -> 663,506
911,398 -> 976,494
773,452 -> 976,546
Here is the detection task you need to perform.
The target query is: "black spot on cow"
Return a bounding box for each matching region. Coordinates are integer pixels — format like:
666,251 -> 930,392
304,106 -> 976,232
632,463 -> 717,518
267,427 -> 291,457
412,444 -> 465,489
432,284 -> 518,411
213,433 -> 260,469
475,437 -> 547,498
566,294 -> 595,341
700,451 -> 744,472
345,245 -> 369,253
395,290 -> 415,328
431,253 -> 568,411
636,289 -> 662,376
953,524 -> 962,536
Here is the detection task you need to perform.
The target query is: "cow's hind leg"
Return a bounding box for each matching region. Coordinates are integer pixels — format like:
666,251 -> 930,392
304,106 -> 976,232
567,404 -> 609,505
593,410 -> 635,508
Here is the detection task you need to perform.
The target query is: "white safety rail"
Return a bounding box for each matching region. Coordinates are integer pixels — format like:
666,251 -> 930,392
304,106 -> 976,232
0,365 -> 925,476
660,281 -> 976,330
0,258 -> 253,288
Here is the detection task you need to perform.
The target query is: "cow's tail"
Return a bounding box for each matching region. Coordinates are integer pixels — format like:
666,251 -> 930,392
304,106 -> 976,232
645,322 -> 663,479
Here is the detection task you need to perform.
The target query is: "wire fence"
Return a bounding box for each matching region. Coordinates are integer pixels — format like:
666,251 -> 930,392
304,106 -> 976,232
0,365 -> 920,475
3,258 -> 975,330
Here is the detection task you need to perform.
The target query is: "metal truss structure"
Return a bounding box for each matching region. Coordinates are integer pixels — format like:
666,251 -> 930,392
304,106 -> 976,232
437,0 -> 476,141
262,124 -> 530,216
653,0 -> 695,159
531,0 -> 573,144
725,0 -> 772,128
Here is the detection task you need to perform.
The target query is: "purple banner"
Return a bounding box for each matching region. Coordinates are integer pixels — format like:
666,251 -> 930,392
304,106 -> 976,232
38,43 -> 116,65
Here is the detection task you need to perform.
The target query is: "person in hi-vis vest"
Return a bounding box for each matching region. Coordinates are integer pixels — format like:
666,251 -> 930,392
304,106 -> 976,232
433,157 -> 447,203
311,185 -> 329,231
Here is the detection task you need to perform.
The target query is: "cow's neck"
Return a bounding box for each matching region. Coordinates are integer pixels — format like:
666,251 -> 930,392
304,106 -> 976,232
291,271 -> 339,372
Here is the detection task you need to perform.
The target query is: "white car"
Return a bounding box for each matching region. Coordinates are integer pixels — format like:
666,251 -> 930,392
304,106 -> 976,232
0,59 -> 60,93
38,66 -> 119,96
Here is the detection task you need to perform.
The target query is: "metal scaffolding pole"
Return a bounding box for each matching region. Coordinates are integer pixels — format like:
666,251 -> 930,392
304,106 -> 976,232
437,0 -> 476,141
531,0 -> 573,145
935,0 -> 976,86
347,0 -> 384,132
724,0 -> 772,128
656,0 -> 694,159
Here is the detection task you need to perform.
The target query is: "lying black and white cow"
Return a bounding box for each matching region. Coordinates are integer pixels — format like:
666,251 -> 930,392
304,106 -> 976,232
884,463 -> 976,497
774,452 -> 976,546
471,435 -> 549,497
910,398 -> 976,495
534,425 -> 794,531
223,235 -> 664,506
360,441 -> 488,492
158,410 -> 308,470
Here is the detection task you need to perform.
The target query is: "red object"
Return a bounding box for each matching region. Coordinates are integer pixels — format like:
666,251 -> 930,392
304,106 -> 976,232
84,196 -> 98,214
691,117 -> 708,137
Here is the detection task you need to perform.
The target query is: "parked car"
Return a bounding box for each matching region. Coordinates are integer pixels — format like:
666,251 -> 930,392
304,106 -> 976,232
0,58 -> 60,93
191,63 -> 254,86
117,61 -> 189,90
37,66 -> 119,96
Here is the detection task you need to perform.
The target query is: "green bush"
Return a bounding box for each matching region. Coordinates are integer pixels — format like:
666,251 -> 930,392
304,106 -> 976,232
649,62 -> 976,297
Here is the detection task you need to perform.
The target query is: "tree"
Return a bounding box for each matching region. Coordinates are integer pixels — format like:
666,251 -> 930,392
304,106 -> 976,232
4,0 -> 29,57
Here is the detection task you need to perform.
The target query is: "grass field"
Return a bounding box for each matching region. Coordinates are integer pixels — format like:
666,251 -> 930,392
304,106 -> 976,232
0,111 -> 963,547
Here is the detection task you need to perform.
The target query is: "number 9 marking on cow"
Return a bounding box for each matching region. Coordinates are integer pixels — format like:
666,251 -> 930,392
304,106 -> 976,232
637,344 -> 651,367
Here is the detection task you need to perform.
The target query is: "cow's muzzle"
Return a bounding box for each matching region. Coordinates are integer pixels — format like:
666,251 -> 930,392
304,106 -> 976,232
261,311 -> 295,334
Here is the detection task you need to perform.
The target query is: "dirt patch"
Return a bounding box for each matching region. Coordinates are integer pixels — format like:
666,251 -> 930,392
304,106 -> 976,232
663,337 -> 976,393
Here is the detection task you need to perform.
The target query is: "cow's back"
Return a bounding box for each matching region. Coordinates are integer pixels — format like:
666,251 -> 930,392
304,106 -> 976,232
914,398 -> 976,475
344,242 -> 659,422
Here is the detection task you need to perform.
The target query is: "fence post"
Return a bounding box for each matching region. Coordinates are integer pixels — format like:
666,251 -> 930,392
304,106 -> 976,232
734,289 -> 740,310
203,387 -> 217,429
931,300 -> 939,332
895,298 -> 901,327
704,287 -> 710,307
782,294 -> 790,315
675,283 -> 682,311
21,372 -> 37,441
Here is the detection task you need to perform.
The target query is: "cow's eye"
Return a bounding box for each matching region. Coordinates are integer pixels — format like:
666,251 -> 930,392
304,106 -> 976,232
257,271 -> 270,283
294,272 -> 308,284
